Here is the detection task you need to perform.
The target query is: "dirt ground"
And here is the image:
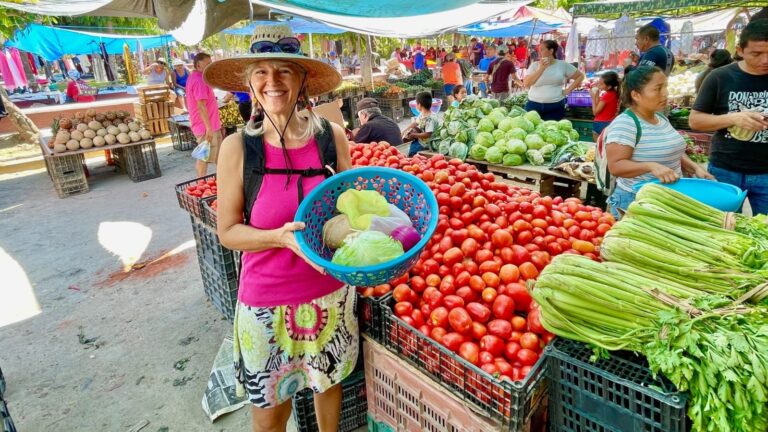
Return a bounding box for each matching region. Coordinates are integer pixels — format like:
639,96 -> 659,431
0,141 -> 322,432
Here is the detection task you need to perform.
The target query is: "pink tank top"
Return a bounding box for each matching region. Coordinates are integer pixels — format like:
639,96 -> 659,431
238,137 -> 344,307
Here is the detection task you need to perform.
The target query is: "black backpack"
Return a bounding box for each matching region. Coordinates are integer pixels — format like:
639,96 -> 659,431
242,118 -> 337,224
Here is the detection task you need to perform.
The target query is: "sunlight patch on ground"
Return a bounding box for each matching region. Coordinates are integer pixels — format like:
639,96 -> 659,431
0,246 -> 41,327
97,221 -> 153,272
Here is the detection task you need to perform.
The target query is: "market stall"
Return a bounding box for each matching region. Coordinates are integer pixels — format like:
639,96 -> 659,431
40,109 -> 161,198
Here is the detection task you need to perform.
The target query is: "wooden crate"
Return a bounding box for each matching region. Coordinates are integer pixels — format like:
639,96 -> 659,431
134,101 -> 173,121
145,119 -> 170,136
137,84 -> 170,103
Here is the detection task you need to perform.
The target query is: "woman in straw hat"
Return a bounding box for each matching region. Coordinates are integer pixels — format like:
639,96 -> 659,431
206,25 -> 355,432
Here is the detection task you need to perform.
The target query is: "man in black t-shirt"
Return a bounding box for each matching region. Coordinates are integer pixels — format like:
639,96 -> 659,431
352,98 -> 403,146
635,25 -> 674,75
690,20 -> 768,215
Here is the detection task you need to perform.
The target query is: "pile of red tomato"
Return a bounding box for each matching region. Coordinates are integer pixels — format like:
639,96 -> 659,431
185,177 -> 217,199
352,142 -> 615,380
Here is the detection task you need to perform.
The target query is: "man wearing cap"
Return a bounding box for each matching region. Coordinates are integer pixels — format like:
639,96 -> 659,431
186,52 -> 222,176
328,51 -> 342,71
353,98 -> 403,146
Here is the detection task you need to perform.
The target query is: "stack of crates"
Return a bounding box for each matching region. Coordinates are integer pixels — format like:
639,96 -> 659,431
112,141 -> 161,182
134,85 -> 173,136
292,370 -> 368,432
376,97 -> 405,123
175,175 -> 240,322
43,151 -> 89,198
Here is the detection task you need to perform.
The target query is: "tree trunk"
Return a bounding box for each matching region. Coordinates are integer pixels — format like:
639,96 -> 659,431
0,88 -> 41,145
19,52 -> 39,92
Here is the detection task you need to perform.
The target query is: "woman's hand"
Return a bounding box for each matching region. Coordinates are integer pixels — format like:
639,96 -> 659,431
278,222 -> 326,275
648,163 -> 680,184
692,165 -> 715,180
730,111 -> 768,132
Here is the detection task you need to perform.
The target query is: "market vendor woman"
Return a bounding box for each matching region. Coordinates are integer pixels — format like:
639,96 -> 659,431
604,66 -> 712,218
206,25 -> 356,432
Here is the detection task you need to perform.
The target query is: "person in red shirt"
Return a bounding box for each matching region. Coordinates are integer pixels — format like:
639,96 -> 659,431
514,41 -> 529,68
65,70 -> 96,103
591,71 -> 621,140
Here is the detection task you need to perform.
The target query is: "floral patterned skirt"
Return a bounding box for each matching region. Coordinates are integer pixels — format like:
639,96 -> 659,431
233,286 -> 359,408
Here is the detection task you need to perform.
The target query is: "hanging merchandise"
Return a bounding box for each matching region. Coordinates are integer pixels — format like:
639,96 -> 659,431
91,54 -> 107,82
1,48 -> 27,90
122,43 -> 136,84
136,40 -> 145,74
565,21 -> 580,63
99,42 -> 115,82
585,26 -> 609,58
25,52 -> 37,75
612,14 -> 637,53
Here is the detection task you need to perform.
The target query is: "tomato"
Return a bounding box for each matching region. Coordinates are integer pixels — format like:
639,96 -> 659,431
530,251 -> 550,270
470,321 -> 488,340
481,363 -> 500,376
475,249 -> 494,264
511,316 -> 527,331
443,247 -> 464,267
485,203 -> 502,218
481,272 -> 501,288
492,295 -> 515,320
578,230 -> 595,242
512,219 -> 532,232
495,359 -> 514,378
456,286 -> 477,303
531,218 -> 548,230
480,335 -> 505,357
426,274 -> 441,287
400,316 -> 415,326
460,238 -> 479,258
430,306 -> 449,328
527,307 -> 546,334
423,287 -> 443,308
442,332 -> 464,352
546,242 -> 563,256
520,365 -> 533,378
479,260 -> 501,274
373,284 -> 392,296
487,319 -> 513,340
509,331 -> 523,343
516,230 -> 533,245
464,260 -> 479,276
517,348 -> 539,366
520,332 -> 541,351
467,225 -> 486,242
360,287 -> 374,297
459,342 -> 480,365
519,262 -> 540,280
448,307 -> 473,334
571,239 -> 595,254
418,324 -> 431,336
519,202 -> 533,214
410,276 -> 427,293
510,245 -> 531,266
439,237 -> 454,253
596,223 -> 612,236
481,287 -> 498,303
394,302 -> 413,317
450,182 -> 466,197
390,273 -> 409,286
455,271 -> 471,287
466,302 -> 491,323
504,341 -> 521,362
443,294 -> 465,310
491,229 -> 513,248
506,283 -> 533,311
393,284 -> 414,302
469,275 -> 486,292
532,205 -> 548,219
411,309 -> 425,327
451,228 -> 469,245
423,259 -> 439,276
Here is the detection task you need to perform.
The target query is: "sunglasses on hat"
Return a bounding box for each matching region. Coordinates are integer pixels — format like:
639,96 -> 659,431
250,37 -> 302,54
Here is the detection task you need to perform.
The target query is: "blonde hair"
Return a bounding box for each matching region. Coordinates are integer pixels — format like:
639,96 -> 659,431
242,60 -> 324,141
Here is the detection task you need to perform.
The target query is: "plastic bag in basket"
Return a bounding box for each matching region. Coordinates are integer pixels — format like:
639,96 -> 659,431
331,231 -> 404,267
336,189 -> 390,230
369,204 -> 413,236
191,140 -> 210,162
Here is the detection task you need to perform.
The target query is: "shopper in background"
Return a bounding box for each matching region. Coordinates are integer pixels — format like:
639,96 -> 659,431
64,70 -> 96,103
449,85 -> 468,108
328,51 -> 342,71
487,50 -> 521,100
186,52 -> 222,177
591,71 -> 621,140
441,53 -> 463,96
171,59 -> 190,111
689,20 -> 768,215
353,98 -> 403,145
457,47 -> 474,94
604,66 -> 712,218
694,49 -> 733,92
524,40 -> 585,121
470,37 -> 484,66
636,25 -> 675,75
144,58 -> 172,86
403,92 -> 439,157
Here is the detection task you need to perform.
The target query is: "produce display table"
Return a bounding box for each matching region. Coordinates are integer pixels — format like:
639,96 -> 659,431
39,137 -> 161,198
421,151 -> 590,199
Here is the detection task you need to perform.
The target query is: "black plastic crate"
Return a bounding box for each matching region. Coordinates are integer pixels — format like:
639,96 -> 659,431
169,119 -> 196,151
191,218 -> 238,281
201,196 -> 218,229
46,154 -> 89,198
546,338 -> 688,432
197,256 -> 238,322
175,174 -> 216,219
292,370 -> 367,432
565,106 -> 594,120
382,303 -> 549,431
357,292 -> 390,343
114,141 -> 161,182
381,106 -> 404,123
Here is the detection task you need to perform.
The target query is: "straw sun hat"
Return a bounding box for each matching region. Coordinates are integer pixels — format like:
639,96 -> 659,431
204,24 -> 342,97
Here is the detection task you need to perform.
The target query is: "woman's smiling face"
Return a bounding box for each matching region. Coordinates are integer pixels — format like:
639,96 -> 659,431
248,60 -> 305,115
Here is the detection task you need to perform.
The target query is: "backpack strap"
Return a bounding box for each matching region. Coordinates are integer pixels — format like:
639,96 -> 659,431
241,118 -> 337,225
623,109 -> 643,144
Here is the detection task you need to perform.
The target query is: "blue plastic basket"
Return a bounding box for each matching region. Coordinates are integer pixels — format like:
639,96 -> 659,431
295,167 -> 439,287
408,99 -> 443,116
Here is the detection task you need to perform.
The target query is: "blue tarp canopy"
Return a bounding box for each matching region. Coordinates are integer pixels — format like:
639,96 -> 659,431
223,18 -> 346,35
458,19 -> 562,37
251,0 -> 483,18
7,24 -> 174,61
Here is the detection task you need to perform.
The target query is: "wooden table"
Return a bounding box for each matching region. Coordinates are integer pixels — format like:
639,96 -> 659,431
40,137 -> 161,198
420,151 -> 592,199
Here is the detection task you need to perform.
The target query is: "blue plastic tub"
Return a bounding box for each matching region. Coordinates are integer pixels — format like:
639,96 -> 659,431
634,178 -> 747,212
295,167 -> 439,287
409,99 -> 443,116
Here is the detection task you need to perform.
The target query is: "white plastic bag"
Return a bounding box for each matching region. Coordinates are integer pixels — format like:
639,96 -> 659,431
369,204 -> 413,235
191,140 -> 210,162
